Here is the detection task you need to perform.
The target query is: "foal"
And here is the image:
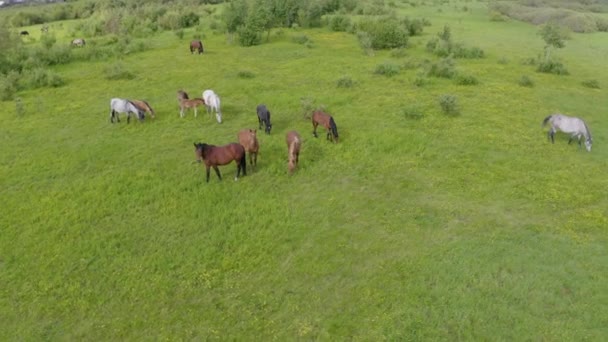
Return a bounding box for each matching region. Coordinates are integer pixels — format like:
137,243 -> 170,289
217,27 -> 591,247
131,99 -> 155,119
179,98 -> 206,118
286,131 -> 301,174
238,129 -> 260,170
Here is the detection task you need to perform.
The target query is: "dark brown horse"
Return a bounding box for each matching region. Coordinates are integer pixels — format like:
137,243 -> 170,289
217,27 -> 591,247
312,111 -> 339,143
238,129 -> 259,170
190,40 -> 204,54
286,130 -> 301,174
194,143 -> 246,182
131,99 -> 155,119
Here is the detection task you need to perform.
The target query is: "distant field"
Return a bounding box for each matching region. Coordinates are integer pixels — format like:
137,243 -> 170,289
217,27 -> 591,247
1,0 -> 608,340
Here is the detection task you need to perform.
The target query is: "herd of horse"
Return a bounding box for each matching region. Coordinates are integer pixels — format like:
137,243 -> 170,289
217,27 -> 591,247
107,38 -> 592,182
109,87 -> 340,181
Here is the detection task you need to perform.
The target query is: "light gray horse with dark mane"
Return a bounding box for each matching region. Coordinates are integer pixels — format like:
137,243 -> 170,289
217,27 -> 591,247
542,113 -> 592,151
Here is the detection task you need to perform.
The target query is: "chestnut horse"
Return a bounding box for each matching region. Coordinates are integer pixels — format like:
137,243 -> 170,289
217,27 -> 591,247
194,143 -> 246,182
190,40 -> 204,54
312,111 -> 339,143
131,99 -> 155,119
238,129 -> 259,170
286,131 -> 301,174
179,98 -> 206,118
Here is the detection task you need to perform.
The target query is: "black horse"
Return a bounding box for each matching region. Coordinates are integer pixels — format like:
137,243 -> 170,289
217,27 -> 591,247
20,31 -> 29,36
256,104 -> 272,134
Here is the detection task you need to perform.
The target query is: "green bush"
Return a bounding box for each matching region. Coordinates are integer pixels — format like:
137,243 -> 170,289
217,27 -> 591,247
356,31 -> 374,55
518,75 -> 535,87
336,75 -> 354,88
374,62 -> 400,77
329,15 -> 351,32
537,59 -> 569,75
355,18 -> 409,50
426,56 -> 456,79
439,94 -> 459,115
454,73 -> 479,85
0,71 -> 19,101
24,68 -> 65,88
237,70 -> 255,79
413,76 -> 428,87
581,79 -> 600,89
104,62 -> 136,80
390,48 -> 407,58
401,17 -> 425,36
179,12 -> 200,28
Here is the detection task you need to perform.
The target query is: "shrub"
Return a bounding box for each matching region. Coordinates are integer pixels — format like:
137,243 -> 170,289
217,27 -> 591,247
292,34 -> 310,44
518,75 -> 534,87
355,18 -> 409,49
329,15 -> 351,32
403,106 -> 424,120
356,31 -> 374,55
454,74 -> 479,85
179,12 -> 200,28
581,79 -> 600,89
336,75 -> 354,88
374,62 -> 400,77
451,43 -> 485,58
0,71 -> 19,101
413,76 -> 428,87
426,56 -> 456,79
237,70 -> 255,79
104,62 -> 135,80
439,94 -> 459,115
401,17 -> 425,36
390,48 -> 407,58
24,68 -> 65,88
536,59 -> 569,75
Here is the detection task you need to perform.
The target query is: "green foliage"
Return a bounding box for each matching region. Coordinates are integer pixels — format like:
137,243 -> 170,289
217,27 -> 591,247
439,94 -> 459,115
536,58 -> 569,75
539,22 -> 566,49
104,62 -> 136,80
24,68 -> 65,88
40,33 -> 57,49
179,12 -> 200,28
581,79 -> 600,89
401,17 -> 426,36
413,76 -> 428,87
356,31 -> 374,55
426,25 -> 484,59
374,61 -> 400,77
291,34 -> 310,44
329,15 -> 351,32
403,106 -> 424,119
0,71 -> 19,101
336,75 -> 354,88
518,75 -> 535,87
355,18 -> 409,50
390,47 -> 407,58
425,56 -> 456,79
454,73 -> 479,85
237,70 -> 255,79
174,29 -> 185,40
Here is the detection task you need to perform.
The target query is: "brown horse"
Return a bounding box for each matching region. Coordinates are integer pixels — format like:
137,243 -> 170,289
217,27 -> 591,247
190,40 -> 204,54
312,111 -> 339,143
194,143 -> 246,182
179,98 -> 206,118
286,131 -> 301,174
238,129 -> 259,170
131,99 -> 155,119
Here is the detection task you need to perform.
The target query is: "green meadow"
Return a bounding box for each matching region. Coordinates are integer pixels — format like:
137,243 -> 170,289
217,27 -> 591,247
1,0 -> 608,339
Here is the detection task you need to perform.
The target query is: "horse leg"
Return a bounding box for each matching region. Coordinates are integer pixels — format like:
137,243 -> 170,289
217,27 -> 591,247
110,110 -> 115,123
253,152 -> 257,169
548,129 -> 554,143
205,166 -> 211,182
213,166 -> 222,181
127,112 -> 131,124
194,107 -> 198,118
258,117 -> 263,130
312,122 -> 318,138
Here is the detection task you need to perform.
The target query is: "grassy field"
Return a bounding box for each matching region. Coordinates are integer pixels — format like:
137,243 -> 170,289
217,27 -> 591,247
1,1 -> 608,340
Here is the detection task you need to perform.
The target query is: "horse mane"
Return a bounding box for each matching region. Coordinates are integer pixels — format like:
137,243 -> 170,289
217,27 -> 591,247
583,120 -> 592,141
542,115 -> 553,127
329,117 -> 339,137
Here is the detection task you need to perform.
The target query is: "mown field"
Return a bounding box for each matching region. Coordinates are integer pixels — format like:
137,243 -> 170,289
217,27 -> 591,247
1,0 -> 608,340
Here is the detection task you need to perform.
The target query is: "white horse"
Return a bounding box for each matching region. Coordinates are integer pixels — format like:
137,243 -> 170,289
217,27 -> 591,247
542,113 -> 592,151
202,89 -> 222,123
110,98 -> 144,123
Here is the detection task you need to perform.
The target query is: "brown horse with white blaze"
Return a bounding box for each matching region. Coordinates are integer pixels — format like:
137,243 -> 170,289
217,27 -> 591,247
312,111 -> 339,143
286,131 -> 301,174
238,129 -> 259,170
194,142 -> 247,182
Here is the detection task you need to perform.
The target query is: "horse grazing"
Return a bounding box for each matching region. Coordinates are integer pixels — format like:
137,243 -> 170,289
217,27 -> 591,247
238,129 -> 259,170
20,31 -> 29,36
256,104 -> 272,134
286,131 -> 301,174
190,40 -> 204,54
542,113 -> 592,151
71,38 -> 85,47
179,98 -> 206,118
130,99 -> 155,119
312,111 -> 339,143
110,98 -> 145,123
194,143 -> 246,182
202,89 -> 222,123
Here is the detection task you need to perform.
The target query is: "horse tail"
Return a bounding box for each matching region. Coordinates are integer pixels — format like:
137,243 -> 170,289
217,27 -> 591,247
583,120 -> 592,141
239,149 -> 247,176
329,117 -> 339,138
542,115 -> 553,127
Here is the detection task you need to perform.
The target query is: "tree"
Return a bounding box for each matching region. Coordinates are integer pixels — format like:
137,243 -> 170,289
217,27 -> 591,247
539,22 -> 565,62
224,0 -> 248,42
